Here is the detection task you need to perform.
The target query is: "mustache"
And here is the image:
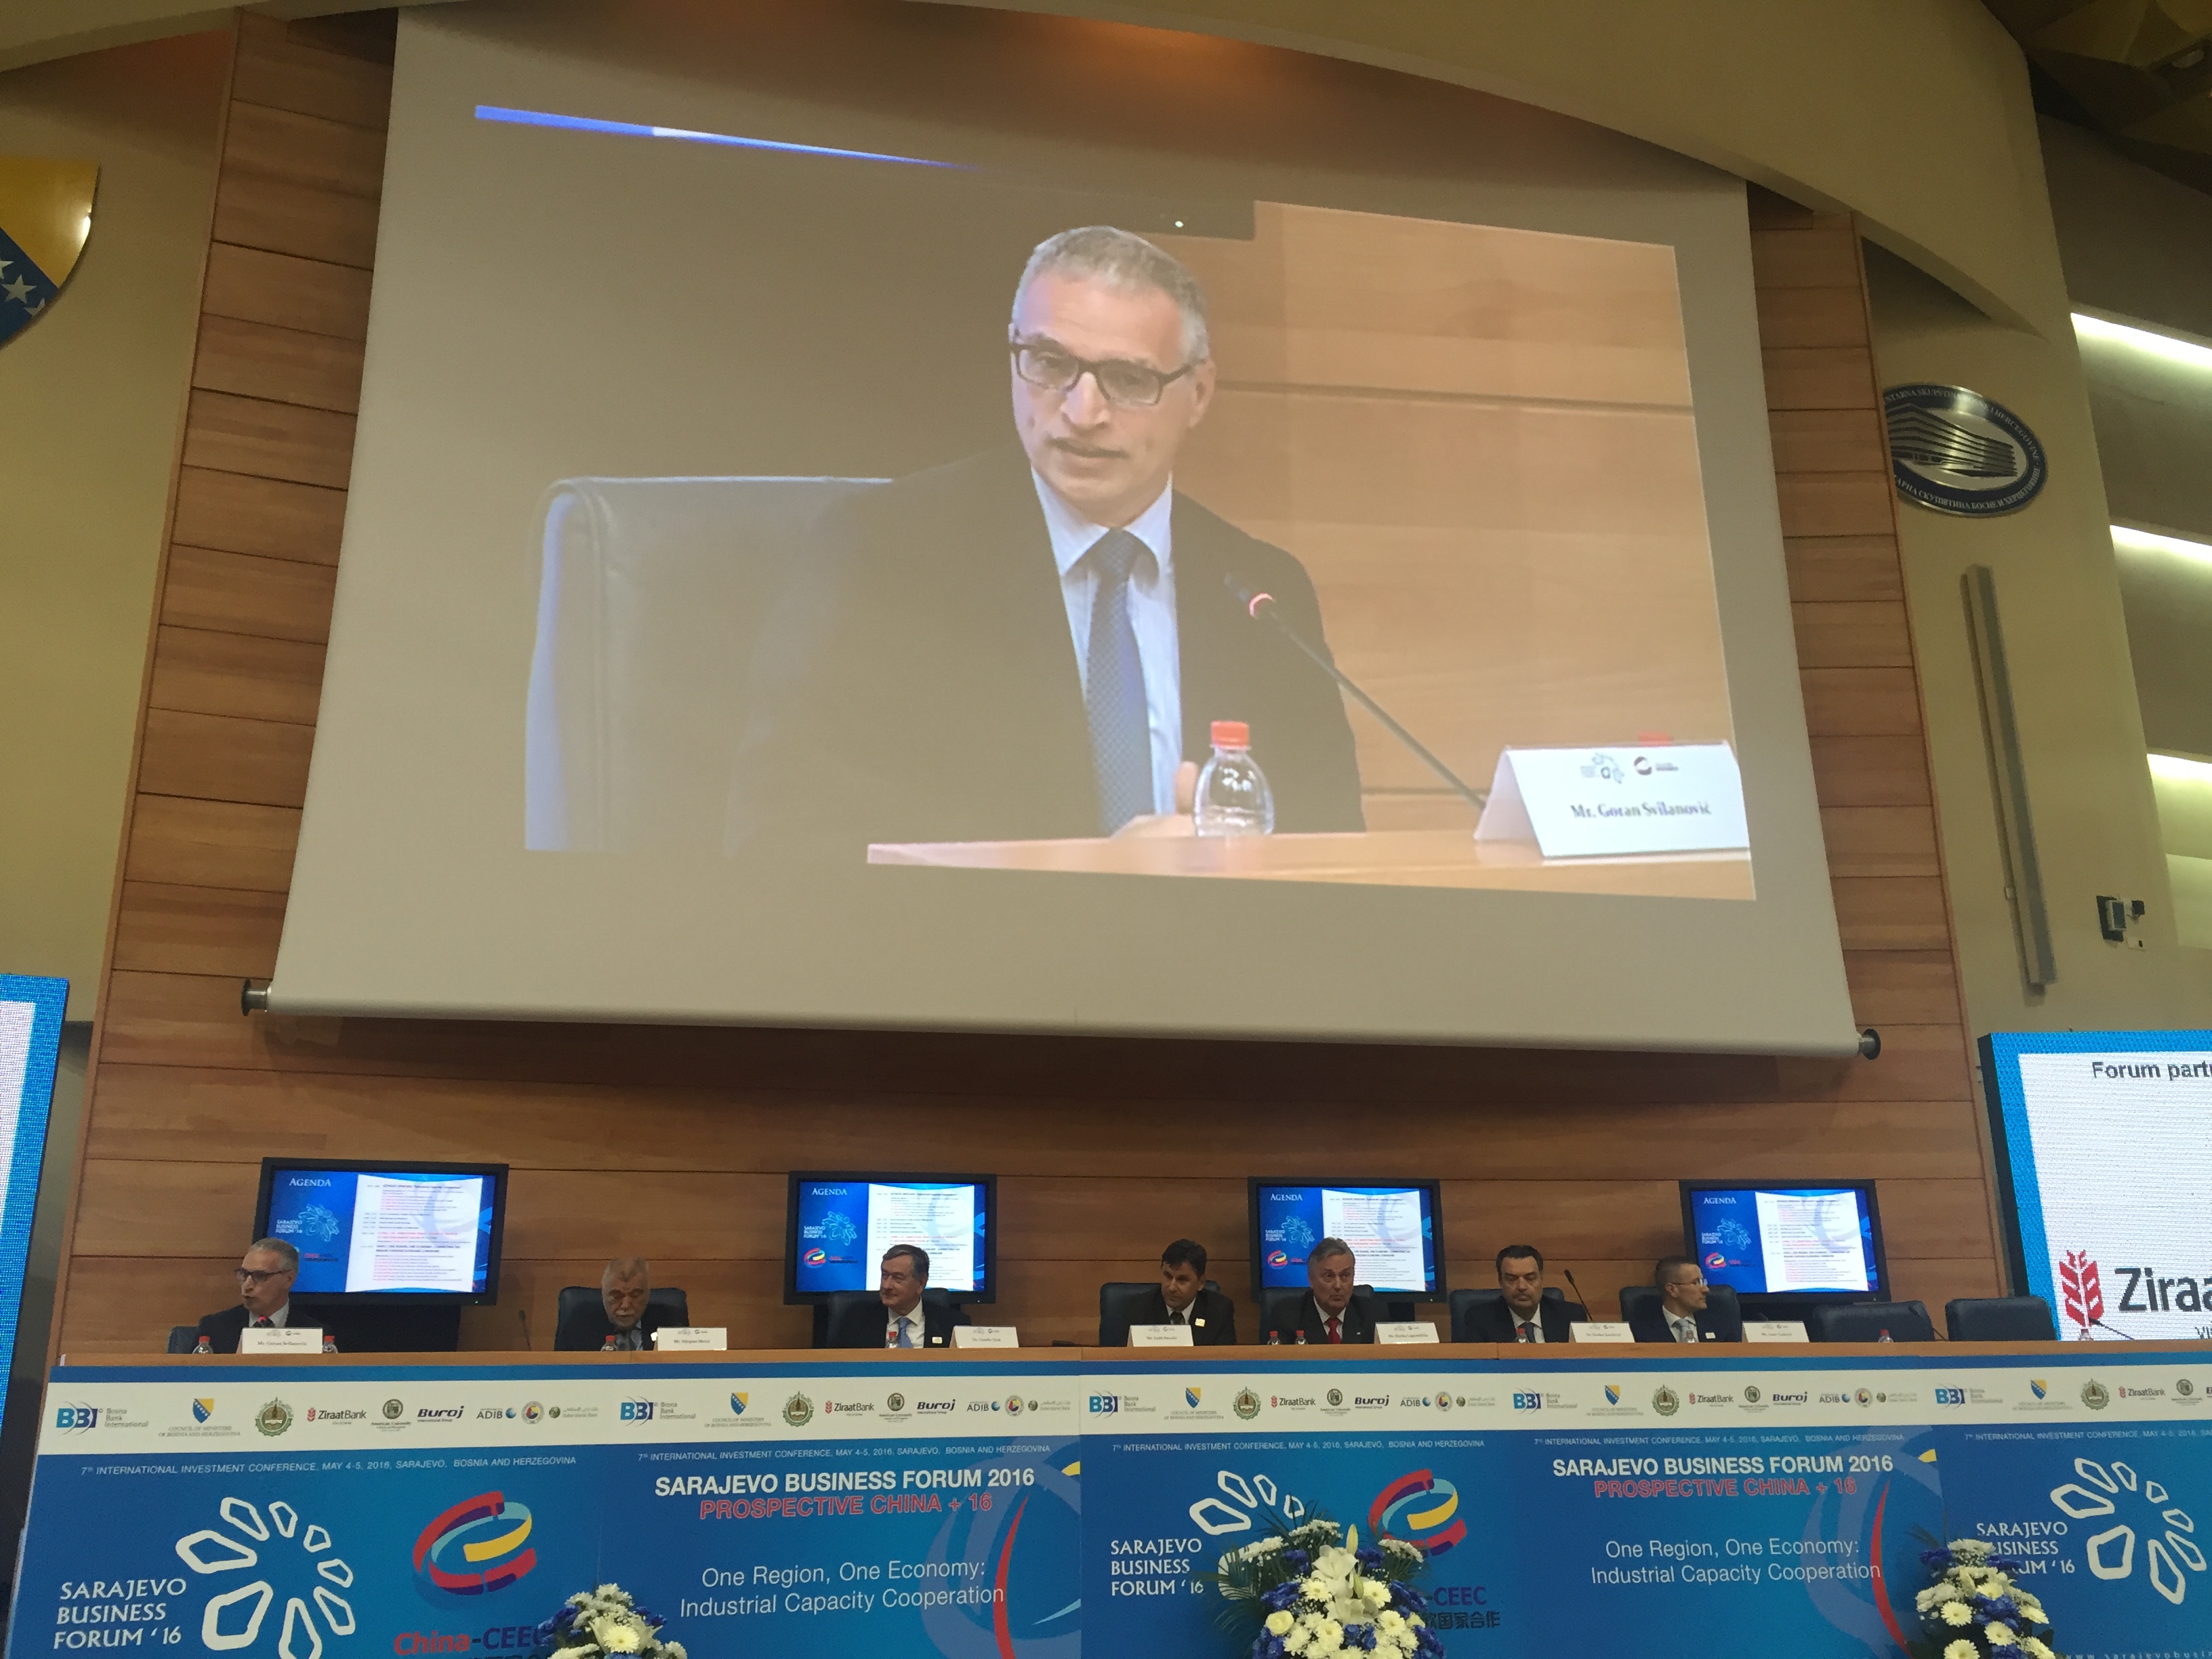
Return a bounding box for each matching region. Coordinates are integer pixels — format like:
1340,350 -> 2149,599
1048,436 -> 1127,460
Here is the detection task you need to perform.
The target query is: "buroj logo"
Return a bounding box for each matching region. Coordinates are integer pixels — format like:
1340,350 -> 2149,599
1370,1470 -> 1466,1555
171,1495 -> 354,1652
413,1491 -> 537,1598
2049,1457 -> 2206,1604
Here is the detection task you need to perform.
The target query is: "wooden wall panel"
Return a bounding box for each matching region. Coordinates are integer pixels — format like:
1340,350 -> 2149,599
54,23 -> 1996,1359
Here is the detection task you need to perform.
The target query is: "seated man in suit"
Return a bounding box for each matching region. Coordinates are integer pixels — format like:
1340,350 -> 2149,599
194,1237 -> 320,1353
1464,1244 -> 1584,1345
1264,1238 -> 1377,1345
554,1256 -> 676,1351
1629,1255 -> 1742,1345
1118,1238 -> 1237,1345
729,224 -> 1363,857
828,1244 -> 968,1349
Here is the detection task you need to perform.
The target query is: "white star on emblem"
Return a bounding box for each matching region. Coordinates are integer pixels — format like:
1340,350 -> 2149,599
1,275 -> 33,305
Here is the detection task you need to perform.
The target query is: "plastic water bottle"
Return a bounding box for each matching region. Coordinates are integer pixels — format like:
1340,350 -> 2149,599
321,1333 -> 337,1353
1193,720 -> 1274,836
601,1335 -> 618,1353
1877,1328 -> 1893,1344
193,1334 -> 212,1355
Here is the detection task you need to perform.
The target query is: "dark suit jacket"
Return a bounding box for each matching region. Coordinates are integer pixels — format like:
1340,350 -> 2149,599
194,1305 -> 327,1355
1629,1299 -> 1743,1345
1462,1296 -> 1588,1345
728,446 -> 1364,853
827,1297 -> 969,1350
1264,1292 -> 1379,1346
553,1304 -> 683,1352
1114,1286 -> 1239,1347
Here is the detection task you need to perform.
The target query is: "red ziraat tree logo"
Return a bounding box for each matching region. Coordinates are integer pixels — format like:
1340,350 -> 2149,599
2060,1250 -> 2103,1337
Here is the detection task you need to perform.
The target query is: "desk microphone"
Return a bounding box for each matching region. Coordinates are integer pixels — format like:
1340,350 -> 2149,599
518,1307 -> 533,1351
1225,575 -> 1488,815
1561,1268 -> 1591,1321
2089,1317 -> 2138,1340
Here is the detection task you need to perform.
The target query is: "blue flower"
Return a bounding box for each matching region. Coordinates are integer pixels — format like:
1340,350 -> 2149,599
1347,1625 -> 1378,1652
1281,1549 -> 1311,1571
1919,1549 -> 1954,1568
1355,1547 -> 1386,1570
1391,1583 -> 1429,1614
1989,1556 -> 2028,1574
1260,1583 -> 1304,1612
1412,1629 -> 1446,1659
1249,1636 -> 1288,1659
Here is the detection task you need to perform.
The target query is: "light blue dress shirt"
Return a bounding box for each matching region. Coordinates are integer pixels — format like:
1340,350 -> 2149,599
1031,472 -> 1183,815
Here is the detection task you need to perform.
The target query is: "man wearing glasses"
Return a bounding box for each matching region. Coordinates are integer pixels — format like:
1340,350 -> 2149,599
192,1238 -> 319,1353
729,224 -> 1363,852
1628,1255 -> 1742,1344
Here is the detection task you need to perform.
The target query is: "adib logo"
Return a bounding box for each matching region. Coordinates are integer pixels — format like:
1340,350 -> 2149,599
413,1490 -> 537,1599
1370,1469 -> 1466,1555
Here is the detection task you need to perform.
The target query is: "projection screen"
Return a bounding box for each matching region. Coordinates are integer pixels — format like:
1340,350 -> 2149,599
269,0 -> 1857,1052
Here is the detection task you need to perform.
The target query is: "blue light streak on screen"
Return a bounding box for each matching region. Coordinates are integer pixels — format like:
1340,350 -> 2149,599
474,105 -> 968,169
0,975 -> 64,1430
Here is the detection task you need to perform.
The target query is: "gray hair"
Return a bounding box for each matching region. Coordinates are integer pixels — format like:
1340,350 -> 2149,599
1012,225 -> 1210,365
247,1237 -> 299,1271
1308,1237 -> 1354,1266
602,1256 -> 651,1286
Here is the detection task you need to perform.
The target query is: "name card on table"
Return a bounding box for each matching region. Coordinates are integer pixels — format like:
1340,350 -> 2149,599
1475,744 -> 1748,858
1376,1322 -> 1439,1345
239,1327 -> 322,1354
653,1327 -> 727,1351
952,1326 -> 1020,1349
1567,1322 -> 1635,1344
1744,1320 -> 1810,1343
1128,1324 -> 1194,1347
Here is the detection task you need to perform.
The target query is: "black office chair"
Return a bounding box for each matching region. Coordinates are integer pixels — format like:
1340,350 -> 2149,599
1098,1279 -> 1224,1345
554,1285 -> 691,1333
1807,1299 -> 1935,1343
1946,1295 -> 2057,1342
1448,1286 -> 1586,1341
167,1325 -> 199,1353
816,1287 -> 958,1348
1618,1283 -> 1743,1334
1260,1284 -> 1378,1337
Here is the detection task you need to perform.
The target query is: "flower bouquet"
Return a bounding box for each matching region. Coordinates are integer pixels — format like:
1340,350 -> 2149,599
1199,1517 -> 1443,1656
525,1584 -> 687,1659
1910,1540 -> 2064,1659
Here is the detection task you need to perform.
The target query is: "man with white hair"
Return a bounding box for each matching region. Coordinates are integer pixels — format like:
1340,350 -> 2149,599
729,224 -> 1362,852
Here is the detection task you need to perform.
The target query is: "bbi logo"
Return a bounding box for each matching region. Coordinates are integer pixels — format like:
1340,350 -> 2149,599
1089,1395 -> 1120,1414
413,1491 -> 537,1597
54,1404 -> 97,1431
1934,1388 -> 1967,1407
1370,1469 -> 1466,1555
1511,1393 -> 1542,1411
619,1401 -> 654,1422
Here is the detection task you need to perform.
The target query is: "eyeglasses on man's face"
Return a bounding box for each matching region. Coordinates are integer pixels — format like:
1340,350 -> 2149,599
1010,337 -> 1197,409
235,1267 -> 291,1286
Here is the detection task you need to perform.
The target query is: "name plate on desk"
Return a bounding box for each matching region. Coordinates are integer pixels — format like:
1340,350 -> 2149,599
238,1327 -> 321,1354
1745,1319 -> 1810,1343
1375,1322 -> 1439,1344
952,1326 -> 1019,1349
1567,1321 -> 1635,1343
1476,744 -> 1748,857
653,1327 -> 726,1351
1128,1324 -> 1193,1347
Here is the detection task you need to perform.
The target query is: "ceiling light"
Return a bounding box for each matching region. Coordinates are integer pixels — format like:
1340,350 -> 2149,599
2074,309 -> 2212,374
2112,523 -> 2212,564
2149,752 -> 2212,783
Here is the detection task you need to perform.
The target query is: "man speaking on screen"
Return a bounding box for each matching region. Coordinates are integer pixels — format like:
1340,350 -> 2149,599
726,226 -> 1364,855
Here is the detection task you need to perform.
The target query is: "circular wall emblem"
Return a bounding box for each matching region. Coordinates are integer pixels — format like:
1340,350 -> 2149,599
1004,1395 -> 1024,1416
381,1399 -> 404,1421
2083,1380 -> 2112,1412
1433,1392 -> 1452,1412
1326,1389 -> 1343,1408
783,1393 -> 813,1427
1232,1389 -> 1263,1421
885,1393 -> 905,1414
1744,1385 -> 1762,1404
1883,383 -> 2047,516
2178,1378 -> 2196,1398
1652,1387 -> 1680,1418
255,1400 -> 293,1438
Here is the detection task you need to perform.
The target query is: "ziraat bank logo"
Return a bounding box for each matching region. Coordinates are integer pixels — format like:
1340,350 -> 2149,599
1370,1470 -> 1465,1555
413,1491 -> 537,1599
171,1494 -> 355,1652
306,1407 -> 366,1423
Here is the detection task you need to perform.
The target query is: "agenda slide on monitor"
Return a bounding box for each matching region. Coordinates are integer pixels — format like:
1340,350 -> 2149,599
261,1164 -> 502,1297
268,0 -> 1854,1052
1982,1030 -> 2212,1340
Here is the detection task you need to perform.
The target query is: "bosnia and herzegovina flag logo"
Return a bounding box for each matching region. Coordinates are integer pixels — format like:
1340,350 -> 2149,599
0,158 -> 97,348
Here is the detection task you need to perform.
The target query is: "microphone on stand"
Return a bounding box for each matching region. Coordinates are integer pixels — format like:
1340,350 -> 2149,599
518,1307 -> 532,1351
1561,1268 -> 1592,1325
1225,575 -> 1488,816
2089,1317 -> 2138,1340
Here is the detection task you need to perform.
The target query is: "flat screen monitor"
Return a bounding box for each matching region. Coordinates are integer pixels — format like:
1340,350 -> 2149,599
1248,1179 -> 1444,1300
785,1172 -> 996,1304
253,1159 -> 508,1303
1680,1180 -> 1886,1300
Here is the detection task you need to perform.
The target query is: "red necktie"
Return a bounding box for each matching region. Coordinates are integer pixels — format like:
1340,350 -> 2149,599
1326,1316 -> 1342,1344
253,1317 -> 272,1328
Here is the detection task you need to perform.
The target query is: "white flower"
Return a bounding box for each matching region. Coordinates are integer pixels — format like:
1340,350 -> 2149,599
1376,1610 -> 1406,1633
1360,1576 -> 1392,1607
1948,1540 -> 1992,1561
1944,1643 -> 1978,1659
1986,1622 -> 2015,1641
1940,1601 -> 1974,1627
1266,1611 -> 1295,1636
2021,1640 -> 2053,1659
1284,1629 -> 1311,1656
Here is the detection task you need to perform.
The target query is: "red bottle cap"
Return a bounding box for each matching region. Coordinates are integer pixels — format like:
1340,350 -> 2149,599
1210,720 -> 1250,748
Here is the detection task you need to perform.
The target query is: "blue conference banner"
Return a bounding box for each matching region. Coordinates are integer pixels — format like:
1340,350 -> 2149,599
14,1351 -> 2212,1658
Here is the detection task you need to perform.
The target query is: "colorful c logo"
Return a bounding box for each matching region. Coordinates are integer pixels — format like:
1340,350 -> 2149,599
804,1248 -> 827,1265
413,1492 -> 535,1595
1370,1469 -> 1465,1555
1267,1250 -> 1288,1268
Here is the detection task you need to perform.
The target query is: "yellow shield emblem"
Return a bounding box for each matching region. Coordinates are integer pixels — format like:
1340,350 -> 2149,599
0,157 -> 97,346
